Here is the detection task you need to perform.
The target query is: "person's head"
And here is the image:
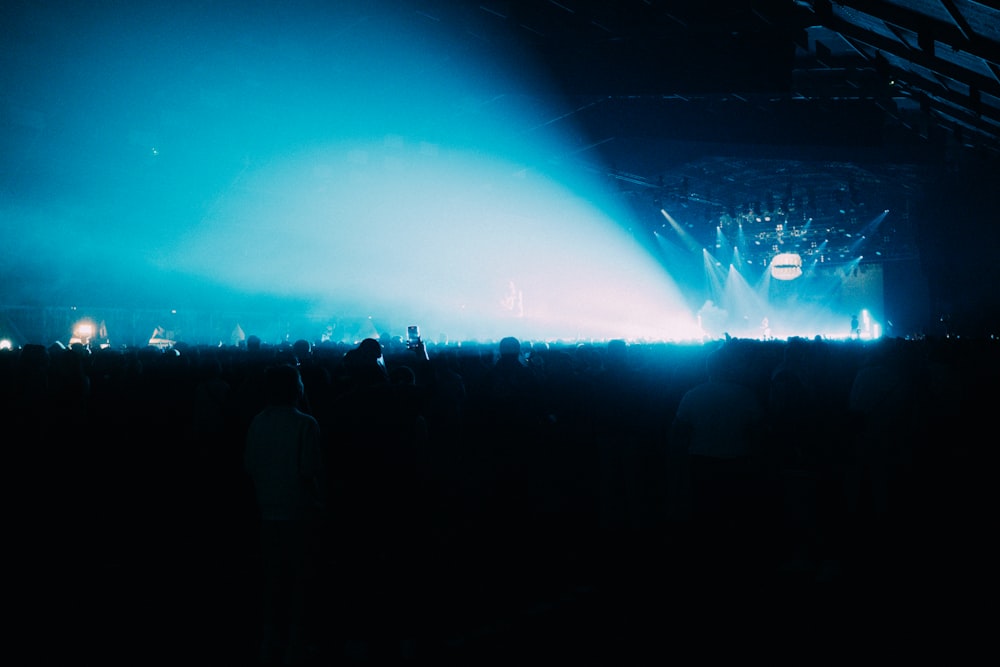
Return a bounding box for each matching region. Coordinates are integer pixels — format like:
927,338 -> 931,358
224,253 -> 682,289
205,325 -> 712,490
607,338 -> 628,366
264,363 -> 304,406
357,337 -> 383,362
498,336 -> 520,359
344,338 -> 389,387
292,338 -> 311,360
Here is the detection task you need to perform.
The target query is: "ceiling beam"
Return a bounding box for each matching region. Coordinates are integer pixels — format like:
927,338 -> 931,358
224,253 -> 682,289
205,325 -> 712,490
813,2 -> 1000,101
823,0 -> 1000,65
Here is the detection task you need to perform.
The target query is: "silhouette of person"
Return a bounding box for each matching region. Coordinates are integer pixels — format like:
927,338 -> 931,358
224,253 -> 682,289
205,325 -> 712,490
246,334 -> 262,352
846,339 -> 914,521
473,335 -> 546,509
479,335 -> 544,434
339,337 -> 389,393
466,336 -> 548,594
244,363 -> 328,665
290,337 -> 332,423
669,343 -> 770,583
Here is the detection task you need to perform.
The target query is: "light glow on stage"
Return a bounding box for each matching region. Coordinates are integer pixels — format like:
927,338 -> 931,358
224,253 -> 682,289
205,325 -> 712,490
159,140 -> 703,343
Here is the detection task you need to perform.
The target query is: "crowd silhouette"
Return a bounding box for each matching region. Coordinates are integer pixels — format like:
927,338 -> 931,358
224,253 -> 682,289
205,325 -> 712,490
4,330 -> 992,663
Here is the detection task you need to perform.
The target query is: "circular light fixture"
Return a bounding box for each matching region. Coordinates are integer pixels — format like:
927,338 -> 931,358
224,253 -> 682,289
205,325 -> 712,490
770,252 -> 803,280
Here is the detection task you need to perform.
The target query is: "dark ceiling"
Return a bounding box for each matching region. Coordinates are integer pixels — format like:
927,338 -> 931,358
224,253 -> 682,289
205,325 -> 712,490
466,0 -> 1000,159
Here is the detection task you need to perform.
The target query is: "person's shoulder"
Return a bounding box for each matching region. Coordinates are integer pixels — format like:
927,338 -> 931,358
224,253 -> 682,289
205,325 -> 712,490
681,378 -> 715,395
291,405 -> 321,420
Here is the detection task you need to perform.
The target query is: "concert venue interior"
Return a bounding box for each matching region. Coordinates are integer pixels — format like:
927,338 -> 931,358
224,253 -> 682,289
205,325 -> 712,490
4,1 -> 999,663
4,0 -> 999,348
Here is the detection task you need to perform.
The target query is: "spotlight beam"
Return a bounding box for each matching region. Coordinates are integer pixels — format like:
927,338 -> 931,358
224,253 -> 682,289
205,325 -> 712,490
661,209 -> 702,254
